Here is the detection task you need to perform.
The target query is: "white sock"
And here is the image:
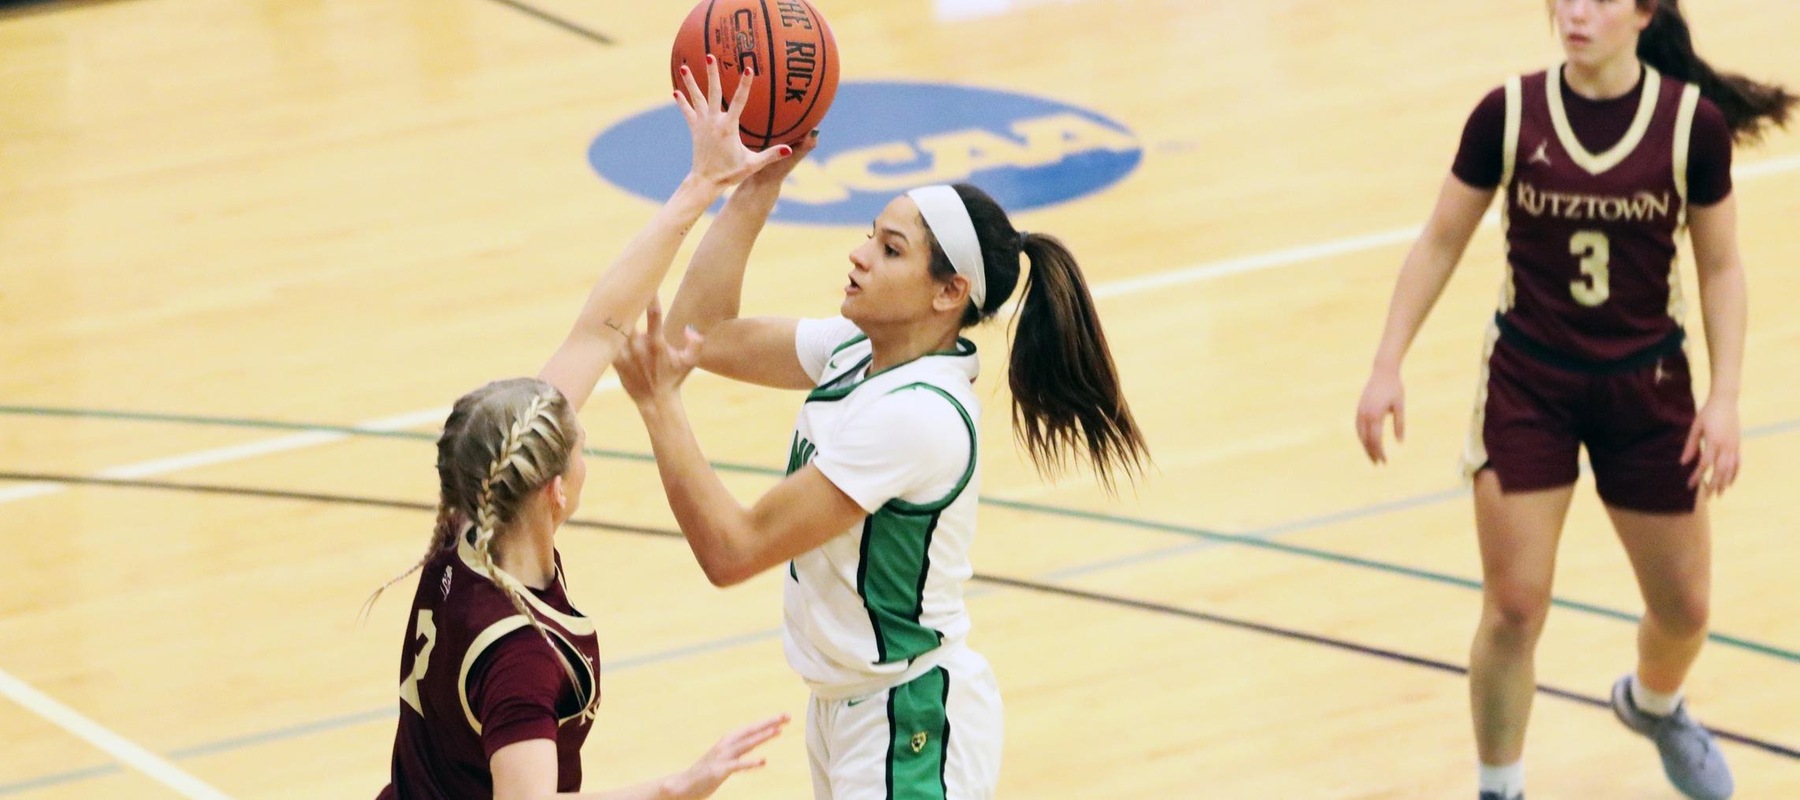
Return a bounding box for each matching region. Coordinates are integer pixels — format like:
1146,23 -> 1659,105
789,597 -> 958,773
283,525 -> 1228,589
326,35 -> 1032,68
1629,674 -> 1682,716
1478,761 -> 1524,797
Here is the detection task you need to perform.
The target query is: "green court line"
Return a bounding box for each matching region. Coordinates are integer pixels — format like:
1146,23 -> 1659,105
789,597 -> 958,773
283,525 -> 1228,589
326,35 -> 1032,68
3,403 -> 1795,664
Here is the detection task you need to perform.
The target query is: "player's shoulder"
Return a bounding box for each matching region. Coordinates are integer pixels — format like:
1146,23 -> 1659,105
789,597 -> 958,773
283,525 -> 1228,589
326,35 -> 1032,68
1690,90 -> 1728,131
1467,72 -> 1539,121
867,380 -> 975,443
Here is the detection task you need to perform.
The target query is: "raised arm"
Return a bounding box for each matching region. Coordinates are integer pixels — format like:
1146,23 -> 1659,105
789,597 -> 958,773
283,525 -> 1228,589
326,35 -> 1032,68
662,133 -> 823,390
537,58 -> 792,410
614,301 -> 868,586
1355,174 -> 1497,463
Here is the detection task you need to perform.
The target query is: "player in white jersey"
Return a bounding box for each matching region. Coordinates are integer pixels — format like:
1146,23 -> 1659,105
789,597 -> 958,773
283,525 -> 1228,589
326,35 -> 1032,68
612,124 -> 1149,800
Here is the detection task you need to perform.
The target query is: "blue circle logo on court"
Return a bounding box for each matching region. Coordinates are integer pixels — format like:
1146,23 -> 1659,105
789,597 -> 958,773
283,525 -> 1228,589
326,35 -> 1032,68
588,81 -> 1142,225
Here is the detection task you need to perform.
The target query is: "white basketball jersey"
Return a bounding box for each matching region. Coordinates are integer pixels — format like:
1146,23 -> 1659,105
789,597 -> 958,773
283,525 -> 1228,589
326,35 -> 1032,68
782,318 -> 982,699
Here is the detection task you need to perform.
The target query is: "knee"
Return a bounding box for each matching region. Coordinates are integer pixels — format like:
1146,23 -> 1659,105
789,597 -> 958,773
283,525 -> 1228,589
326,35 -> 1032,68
1481,582 -> 1552,645
1646,588 -> 1710,638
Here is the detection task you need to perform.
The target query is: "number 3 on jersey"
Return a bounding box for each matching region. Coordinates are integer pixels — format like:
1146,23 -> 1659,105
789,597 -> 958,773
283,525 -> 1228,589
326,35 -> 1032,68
1569,230 -> 1611,307
398,610 -> 437,715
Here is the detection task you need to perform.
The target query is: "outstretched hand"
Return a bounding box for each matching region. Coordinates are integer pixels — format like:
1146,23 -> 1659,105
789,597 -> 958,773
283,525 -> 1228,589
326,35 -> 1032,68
666,714 -> 789,800
676,56 -> 793,190
614,296 -> 705,406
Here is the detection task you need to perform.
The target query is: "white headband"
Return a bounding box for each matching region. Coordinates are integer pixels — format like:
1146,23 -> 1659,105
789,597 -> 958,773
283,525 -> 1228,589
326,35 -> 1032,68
907,185 -> 986,309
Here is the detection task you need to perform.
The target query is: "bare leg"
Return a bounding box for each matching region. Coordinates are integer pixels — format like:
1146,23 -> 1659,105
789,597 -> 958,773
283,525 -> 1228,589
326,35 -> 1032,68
1604,499 -> 1734,799
1469,471 -> 1576,766
1605,500 -> 1711,696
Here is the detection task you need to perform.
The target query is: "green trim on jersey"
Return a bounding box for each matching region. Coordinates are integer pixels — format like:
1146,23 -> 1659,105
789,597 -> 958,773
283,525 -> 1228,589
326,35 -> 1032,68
858,511 -> 944,663
799,336 -> 981,657
806,338 -> 977,403
830,333 -> 870,356
885,666 -> 951,800
851,382 -> 977,664
785,431 -> 817,477
810,353 -> 873,400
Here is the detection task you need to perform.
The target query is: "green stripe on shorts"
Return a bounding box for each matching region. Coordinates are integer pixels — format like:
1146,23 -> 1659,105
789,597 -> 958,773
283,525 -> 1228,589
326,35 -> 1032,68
885,666 -> 950,800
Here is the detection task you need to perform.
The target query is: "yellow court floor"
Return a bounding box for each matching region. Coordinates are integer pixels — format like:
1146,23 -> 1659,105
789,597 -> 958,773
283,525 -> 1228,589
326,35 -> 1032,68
2,0 -> 1797,797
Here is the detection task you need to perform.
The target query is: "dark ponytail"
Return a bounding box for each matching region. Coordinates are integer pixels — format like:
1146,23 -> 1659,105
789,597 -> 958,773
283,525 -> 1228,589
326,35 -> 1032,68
921,184 -> 1149,490
1638,0 -> 1794,142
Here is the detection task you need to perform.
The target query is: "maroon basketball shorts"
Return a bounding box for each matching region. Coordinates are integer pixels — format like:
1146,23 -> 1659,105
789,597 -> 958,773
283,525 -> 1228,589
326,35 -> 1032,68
1462,327 -> 1698,513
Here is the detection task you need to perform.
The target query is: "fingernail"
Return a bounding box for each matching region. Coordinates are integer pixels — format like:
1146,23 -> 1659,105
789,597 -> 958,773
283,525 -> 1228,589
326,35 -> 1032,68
705,54 -> 715,65
778,145 -> 793,156
679,65 -> 689,74
745,67 -> 754,77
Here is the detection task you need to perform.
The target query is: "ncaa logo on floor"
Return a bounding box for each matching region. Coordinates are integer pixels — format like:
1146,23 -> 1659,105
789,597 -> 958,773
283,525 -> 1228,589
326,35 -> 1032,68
589,81 -> 1143,225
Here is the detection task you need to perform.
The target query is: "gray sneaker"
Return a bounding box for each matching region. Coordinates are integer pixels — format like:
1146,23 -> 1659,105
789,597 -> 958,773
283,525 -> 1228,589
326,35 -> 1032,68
1477,793 -> 1522,800
1610,675 -> 1735,799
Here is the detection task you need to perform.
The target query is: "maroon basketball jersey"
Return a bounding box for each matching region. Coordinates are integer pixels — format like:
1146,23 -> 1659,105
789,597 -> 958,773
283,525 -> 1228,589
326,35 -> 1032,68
1498,66 -> 1702,361
377,539 -> 601,800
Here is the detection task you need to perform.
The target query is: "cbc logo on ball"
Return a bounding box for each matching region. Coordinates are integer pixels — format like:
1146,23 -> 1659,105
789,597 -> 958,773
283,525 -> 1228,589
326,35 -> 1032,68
590,81 -> 1144,225
670,0 -> 838,150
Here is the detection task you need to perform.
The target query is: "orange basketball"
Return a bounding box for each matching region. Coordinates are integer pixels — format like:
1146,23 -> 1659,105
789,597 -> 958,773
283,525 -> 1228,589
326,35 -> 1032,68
670,0 -> 839,150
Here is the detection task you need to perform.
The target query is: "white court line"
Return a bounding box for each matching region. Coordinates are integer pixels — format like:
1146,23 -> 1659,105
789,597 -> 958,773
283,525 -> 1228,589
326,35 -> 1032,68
94,431 -> 350,481
0,483 -> 63,504
0,404 -> 460,793
0,380 -> 627,508
0,669 -> 232,800
1091,225 -> 1423,300
0,154 -> 1794,790
91,407 -> 456,481
8,407 -> 453,498
4,152 -> 1798,500
2,155 -> 1796,500
1091,151 -> 1800,299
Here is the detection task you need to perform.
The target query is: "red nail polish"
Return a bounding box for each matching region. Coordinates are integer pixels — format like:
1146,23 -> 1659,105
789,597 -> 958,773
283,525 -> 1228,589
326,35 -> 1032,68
705,54 -> 715,65
778,146 -> 793,156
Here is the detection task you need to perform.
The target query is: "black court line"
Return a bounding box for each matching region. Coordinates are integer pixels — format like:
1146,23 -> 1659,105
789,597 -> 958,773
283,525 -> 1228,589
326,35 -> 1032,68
3,469 -> 1794,762
974,575 -> 1800,760
0,0 -> 135,19
481,0 -> 616,46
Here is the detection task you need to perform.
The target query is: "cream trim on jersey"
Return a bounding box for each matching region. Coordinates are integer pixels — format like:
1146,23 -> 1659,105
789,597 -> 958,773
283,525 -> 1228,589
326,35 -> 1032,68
1672,82 -> 1701,222
455,538 -> 596,636
1459,321 -> 1504,482
1669,81 -> 1701,322
1546,63 -> 1662,175
458,616 -> 531,733
1500,76 -> 1523,189
1499,75 -> 1523,313
456,618 -> 598,733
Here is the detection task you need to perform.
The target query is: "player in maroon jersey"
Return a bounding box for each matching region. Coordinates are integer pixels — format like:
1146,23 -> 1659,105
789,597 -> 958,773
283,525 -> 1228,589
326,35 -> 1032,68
366,58 -> 801,800
1354,2 -> 1792,799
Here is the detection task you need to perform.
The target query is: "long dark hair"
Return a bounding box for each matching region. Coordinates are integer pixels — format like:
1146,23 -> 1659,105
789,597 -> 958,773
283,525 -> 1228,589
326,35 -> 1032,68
1637,0 -> 1794,142
920,183 -> 1149,490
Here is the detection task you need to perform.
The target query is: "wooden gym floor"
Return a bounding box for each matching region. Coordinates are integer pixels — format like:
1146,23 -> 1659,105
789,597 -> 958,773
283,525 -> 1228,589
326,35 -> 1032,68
1,0 -> 1796,796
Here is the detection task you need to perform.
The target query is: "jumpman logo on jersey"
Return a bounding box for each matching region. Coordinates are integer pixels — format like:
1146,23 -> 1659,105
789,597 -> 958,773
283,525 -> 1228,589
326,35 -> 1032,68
1529,141 -> 1553,166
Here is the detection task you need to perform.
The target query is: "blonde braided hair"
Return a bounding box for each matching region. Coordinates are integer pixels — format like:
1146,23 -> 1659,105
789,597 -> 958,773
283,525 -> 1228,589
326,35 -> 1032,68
364,378 -> 599,720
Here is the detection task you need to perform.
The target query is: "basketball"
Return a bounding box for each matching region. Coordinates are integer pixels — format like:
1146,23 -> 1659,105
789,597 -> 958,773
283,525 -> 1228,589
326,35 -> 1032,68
670,0 -> 839,150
